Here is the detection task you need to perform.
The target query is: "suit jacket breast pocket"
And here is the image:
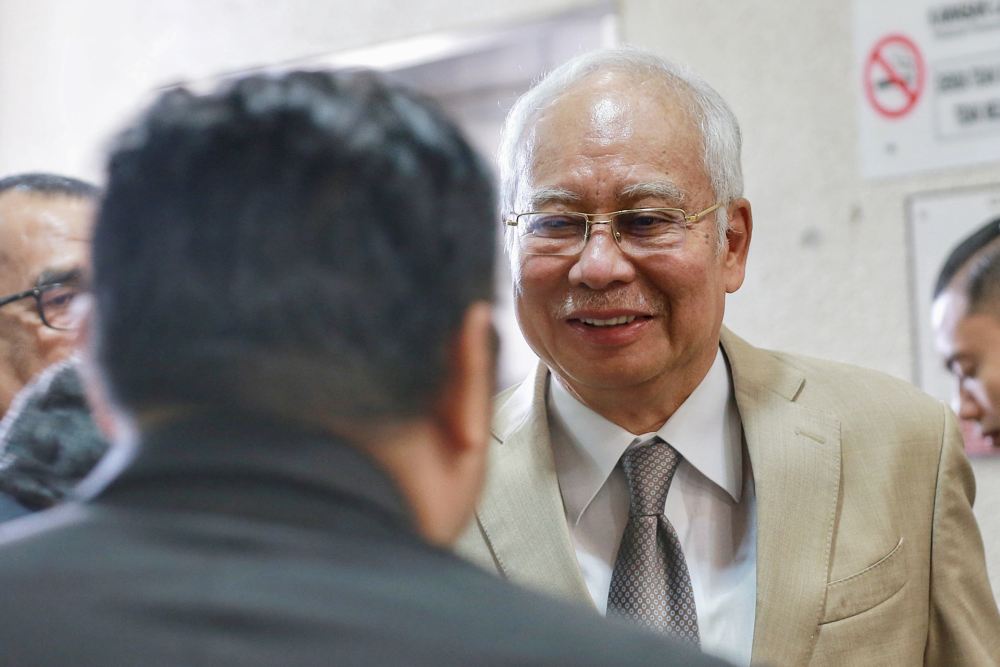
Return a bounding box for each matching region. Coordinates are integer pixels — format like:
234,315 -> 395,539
820,537 -> 907,624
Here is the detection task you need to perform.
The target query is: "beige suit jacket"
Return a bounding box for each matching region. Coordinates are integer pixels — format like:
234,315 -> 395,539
457,328 -> 1000,665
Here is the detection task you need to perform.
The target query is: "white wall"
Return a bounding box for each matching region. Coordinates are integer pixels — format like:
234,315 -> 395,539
0,0 -> 590,179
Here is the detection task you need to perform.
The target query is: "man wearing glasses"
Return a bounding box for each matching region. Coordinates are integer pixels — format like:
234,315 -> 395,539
457,48 -> 1000,664
0,173 -> 95,415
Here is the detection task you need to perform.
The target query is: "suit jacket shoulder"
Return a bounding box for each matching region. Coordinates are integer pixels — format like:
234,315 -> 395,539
0,491 -> 727,666
722,328 -> 943,419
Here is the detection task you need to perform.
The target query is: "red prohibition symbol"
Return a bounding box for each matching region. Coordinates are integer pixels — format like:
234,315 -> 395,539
864,34 -> 926,119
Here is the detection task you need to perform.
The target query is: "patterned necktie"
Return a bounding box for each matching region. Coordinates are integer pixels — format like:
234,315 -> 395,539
607,438 -> 700,645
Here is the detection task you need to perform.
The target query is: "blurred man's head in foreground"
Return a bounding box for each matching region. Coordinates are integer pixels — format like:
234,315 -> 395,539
88,70 -> 497,544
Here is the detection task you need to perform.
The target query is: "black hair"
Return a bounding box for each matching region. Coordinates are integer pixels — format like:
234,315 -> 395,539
92,70 -> 496,424
965,242 -> 1000,316
933,216 -> 1000,300
0,173 -> 99,199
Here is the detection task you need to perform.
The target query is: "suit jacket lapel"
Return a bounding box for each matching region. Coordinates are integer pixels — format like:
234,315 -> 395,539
475,363 -> 592,604
477,330 -> 843,660
721,329 -> 842,666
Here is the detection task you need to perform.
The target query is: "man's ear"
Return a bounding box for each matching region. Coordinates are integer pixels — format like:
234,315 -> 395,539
74,297 -> 125,443
434,301 -> 495,456
723,198 -> 753,294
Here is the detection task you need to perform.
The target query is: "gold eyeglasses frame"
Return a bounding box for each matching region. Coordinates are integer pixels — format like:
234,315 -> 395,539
504,202 -> 723,256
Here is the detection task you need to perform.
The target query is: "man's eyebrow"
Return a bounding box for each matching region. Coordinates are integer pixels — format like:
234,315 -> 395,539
36,267 -> 82,287
525,187 -> 582,210
619,181 -> 685,204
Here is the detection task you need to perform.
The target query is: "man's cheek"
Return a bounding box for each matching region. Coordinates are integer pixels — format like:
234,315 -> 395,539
517,257 -> 568,290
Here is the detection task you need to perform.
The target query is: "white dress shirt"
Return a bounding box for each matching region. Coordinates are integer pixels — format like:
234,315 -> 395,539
548,348 -> 757,666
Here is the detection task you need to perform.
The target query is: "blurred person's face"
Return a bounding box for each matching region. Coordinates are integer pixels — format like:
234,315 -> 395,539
509,73 -> 750,419
0,190 -> 93,413
933,288 -> 1000,447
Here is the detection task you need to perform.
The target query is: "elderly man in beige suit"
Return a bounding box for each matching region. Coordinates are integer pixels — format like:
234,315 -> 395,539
457,48 -> 1000,666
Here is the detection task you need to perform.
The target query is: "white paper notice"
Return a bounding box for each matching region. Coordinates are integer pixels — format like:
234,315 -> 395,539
854,1 -> 1000,179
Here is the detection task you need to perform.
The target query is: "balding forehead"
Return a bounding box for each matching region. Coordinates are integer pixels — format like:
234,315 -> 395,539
547,69 -> 700,126
0,189 -> 90,215
0,189 -> 94,222
0,190 -> 93,261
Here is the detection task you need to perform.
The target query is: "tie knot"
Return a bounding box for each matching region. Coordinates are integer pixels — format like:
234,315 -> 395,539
621,439 -> 681,516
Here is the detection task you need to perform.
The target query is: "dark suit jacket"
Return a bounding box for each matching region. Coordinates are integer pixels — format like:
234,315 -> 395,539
0,415 -> 727,666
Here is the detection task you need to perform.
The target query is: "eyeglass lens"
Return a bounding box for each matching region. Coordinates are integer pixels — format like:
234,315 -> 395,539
517,209 -> 689,255
39,284 -> 83,330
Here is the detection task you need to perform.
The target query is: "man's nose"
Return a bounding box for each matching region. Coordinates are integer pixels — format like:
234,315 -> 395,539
953,384 -> 984,423
567,225 -> 636,290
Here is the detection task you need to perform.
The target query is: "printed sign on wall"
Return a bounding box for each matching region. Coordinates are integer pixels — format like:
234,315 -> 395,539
855,2 -> 1000,178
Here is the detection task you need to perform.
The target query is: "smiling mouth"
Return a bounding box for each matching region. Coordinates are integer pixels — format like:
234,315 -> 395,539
570,314 -> 655,328
578,315 -> 637,327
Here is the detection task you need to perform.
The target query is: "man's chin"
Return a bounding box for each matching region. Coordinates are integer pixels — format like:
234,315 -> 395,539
547,359 -> 669,395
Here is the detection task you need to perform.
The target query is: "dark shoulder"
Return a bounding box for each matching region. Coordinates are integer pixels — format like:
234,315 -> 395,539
0,504 -> 728,667
396,545 -> 728,666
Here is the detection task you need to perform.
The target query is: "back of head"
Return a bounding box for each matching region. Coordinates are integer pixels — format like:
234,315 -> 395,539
497,47 -> 743,223
92,70 -> 496,428
934,216 -> 1000,316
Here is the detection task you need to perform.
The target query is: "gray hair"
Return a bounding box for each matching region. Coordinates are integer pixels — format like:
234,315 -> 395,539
498,47 -> 743,252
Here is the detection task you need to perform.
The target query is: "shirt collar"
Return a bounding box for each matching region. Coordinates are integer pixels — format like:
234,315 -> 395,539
549,347 -> 743,525
100,411 -> 414,532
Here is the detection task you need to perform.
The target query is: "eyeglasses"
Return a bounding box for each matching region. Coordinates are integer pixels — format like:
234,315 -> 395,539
505,203 -> 723,256
0,277 -> 84,331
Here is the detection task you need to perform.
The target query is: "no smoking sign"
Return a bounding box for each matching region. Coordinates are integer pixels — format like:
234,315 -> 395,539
864,34 -> 925,119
